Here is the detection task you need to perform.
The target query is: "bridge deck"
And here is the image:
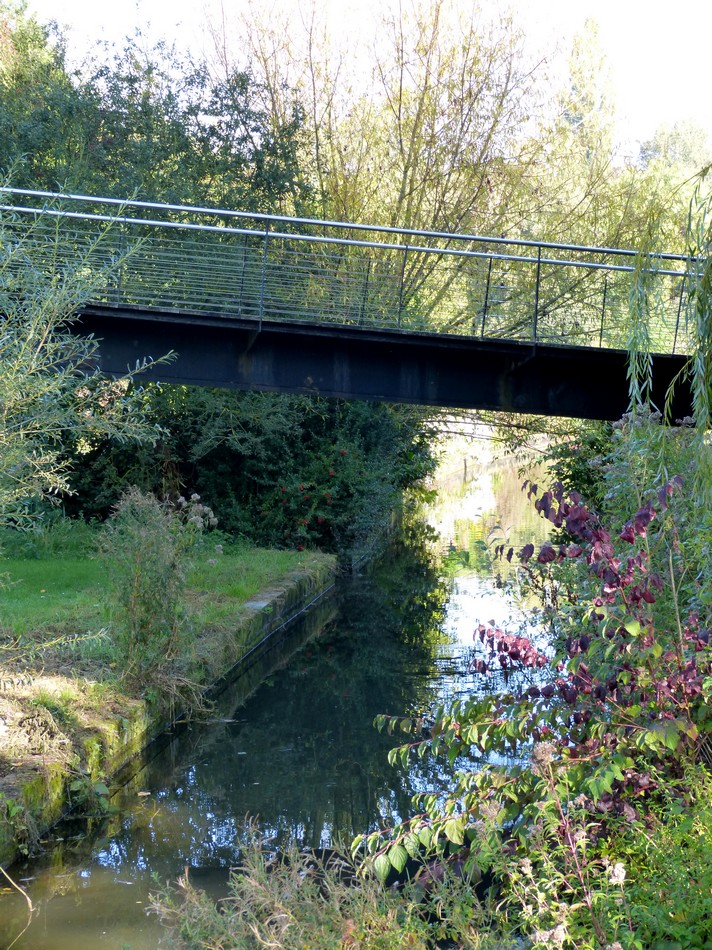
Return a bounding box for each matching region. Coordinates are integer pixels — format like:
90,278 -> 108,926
78,304 -> 691,421
0,187 -> 697,418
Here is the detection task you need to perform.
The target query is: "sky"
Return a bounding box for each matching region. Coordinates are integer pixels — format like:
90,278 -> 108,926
25,0 -> 712,152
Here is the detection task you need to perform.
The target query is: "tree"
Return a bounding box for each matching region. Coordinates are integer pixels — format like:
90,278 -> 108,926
0,1 -> 90,190
0,204 -> 164,527
640,121 -> 711,177
0,2 -> 309,211
77,36 -> 309,210
227,0 -> 544,233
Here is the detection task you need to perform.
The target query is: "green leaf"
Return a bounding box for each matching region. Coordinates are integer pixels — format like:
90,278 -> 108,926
93,782 -> 110,797
374,853 -> 392,883
403,833 -> 420,858
418,826 -> 433,850
444,817 -> 465,845
388,844 -> 409,874
646,720 -> 681,752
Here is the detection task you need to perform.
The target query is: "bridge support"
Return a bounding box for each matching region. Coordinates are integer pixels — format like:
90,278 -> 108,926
78,306 -> 691,422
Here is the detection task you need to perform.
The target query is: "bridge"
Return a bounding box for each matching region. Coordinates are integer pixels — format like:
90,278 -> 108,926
0,188 -> 696,420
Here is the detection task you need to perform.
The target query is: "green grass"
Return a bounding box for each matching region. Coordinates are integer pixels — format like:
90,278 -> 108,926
0,521 -> 334,707
0,558 -> 106,634
1,533 -> 332,638
186,546 -> 330,628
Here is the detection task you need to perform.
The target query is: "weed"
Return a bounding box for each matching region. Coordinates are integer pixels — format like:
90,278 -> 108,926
150,829 -> 508,949
30,688 -> 77,728
98,488 -> 187,679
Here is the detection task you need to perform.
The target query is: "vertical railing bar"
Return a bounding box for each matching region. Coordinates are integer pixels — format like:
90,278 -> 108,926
258,224 -> 270,330
397,244 -> 409,329
532,245 -> 542,343
237,233 -> 248,316
599,275 -> 608,348
480,256 -> 493,338
359,257 -> 371,326
113,227 -> 126,305
673,272 -> 686,354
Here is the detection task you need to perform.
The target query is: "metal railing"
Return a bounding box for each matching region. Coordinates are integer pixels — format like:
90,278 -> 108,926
0,187 -> 694,353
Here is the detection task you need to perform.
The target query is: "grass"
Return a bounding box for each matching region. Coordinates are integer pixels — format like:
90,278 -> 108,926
186,545 -> 329,629
0,558 -> 106,635
1,531 -> 331,642
0,521 -> 334,701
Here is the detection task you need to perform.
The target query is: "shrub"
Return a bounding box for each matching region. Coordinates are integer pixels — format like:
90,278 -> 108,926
151,833 -> 508,949
98,487 -> 186,678
365,477 -> 712,948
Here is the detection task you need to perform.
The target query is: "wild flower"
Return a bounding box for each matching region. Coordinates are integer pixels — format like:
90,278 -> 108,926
533,923 -> 567,947
530,741 -> 557,776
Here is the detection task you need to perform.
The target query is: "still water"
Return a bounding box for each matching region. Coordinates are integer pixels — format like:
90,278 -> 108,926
0,455 -> 549,949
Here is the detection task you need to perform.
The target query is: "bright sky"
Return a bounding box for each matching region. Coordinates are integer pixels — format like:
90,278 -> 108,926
26,0 -> 712,151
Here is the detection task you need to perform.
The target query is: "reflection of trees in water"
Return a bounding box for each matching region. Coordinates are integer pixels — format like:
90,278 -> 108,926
88,528 -> 461,872
434,459 -> 552,602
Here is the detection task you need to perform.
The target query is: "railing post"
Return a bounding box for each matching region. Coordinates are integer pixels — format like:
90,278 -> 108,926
258,224 -> 270,330
112,228 -> 125,305
532,245 -> 542,343
599,276 -> 608,347
397,244 -> 409,329
480,256 -> 493,338
673,273 -> 686,354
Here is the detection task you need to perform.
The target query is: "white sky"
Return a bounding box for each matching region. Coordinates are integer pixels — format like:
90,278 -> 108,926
26,0 -> 712,150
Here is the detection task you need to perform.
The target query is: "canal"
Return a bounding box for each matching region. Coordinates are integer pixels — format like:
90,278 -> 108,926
0,450 -> 548,949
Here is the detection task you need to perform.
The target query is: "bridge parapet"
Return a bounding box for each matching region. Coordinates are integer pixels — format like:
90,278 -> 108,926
0,187 -> 693,355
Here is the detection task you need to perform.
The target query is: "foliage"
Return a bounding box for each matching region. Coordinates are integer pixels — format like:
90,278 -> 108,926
0,1 -> 79,188
537,421 -> 612,516
0,192 -> 167,528
67,774 -> 111,816
363,476 -> 712,947
97,488 -> 216,680
0,3 -> 309,211
0,791 -> 34,856
151,831 -> 508,949
64,390 -> 439,562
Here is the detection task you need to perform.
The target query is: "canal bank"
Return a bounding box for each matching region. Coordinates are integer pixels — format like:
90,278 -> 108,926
0,554 -> 336,870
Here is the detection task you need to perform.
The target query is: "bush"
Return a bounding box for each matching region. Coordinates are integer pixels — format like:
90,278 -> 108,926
98,487 -> 186,678
150,833 -> 508,949
365,476 -> 712,948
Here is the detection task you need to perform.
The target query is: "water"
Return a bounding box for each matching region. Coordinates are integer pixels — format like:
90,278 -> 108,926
0,453 -> 549,949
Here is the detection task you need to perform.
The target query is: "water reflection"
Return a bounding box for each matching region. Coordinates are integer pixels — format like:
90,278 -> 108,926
0,452 -> 550,949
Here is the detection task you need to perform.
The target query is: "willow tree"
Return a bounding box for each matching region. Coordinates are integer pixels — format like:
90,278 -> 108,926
0,205 -> 166,528
210,0 -> 552,337
224,0 -> 545,233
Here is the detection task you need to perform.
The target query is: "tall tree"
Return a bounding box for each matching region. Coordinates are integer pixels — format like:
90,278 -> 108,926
0,205 -> 163,526
0,3 -> 309,211
227,0 -> 545,234
0,1 -> 91,189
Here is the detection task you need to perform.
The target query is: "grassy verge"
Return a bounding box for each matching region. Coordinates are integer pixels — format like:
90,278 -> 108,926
0,524 -> 335,868
1,547 -> 330,641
